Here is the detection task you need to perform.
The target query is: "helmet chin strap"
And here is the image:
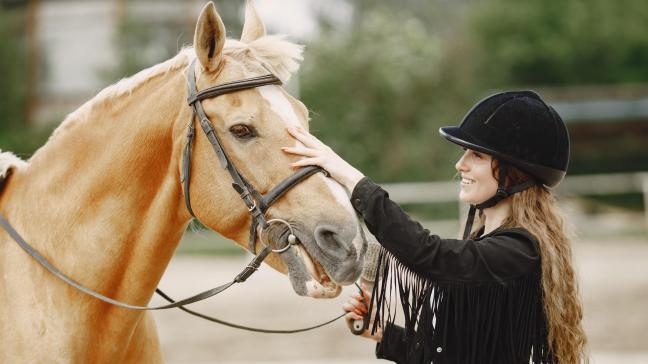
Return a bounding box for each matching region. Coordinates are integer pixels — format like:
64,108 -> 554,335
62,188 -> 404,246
462,164 -> 537,239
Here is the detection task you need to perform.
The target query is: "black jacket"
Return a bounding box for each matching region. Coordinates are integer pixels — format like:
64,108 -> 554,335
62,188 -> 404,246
350,178 -> 553,364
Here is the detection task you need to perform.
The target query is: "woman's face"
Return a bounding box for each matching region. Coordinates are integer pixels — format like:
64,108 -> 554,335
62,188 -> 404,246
455,149 -> 498,205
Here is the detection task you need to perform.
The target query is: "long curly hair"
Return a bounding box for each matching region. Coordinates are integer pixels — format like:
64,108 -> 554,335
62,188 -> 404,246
473,164 -> 588,363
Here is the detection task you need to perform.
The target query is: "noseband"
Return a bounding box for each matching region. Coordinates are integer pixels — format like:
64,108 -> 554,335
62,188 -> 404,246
182,59 -> 325,257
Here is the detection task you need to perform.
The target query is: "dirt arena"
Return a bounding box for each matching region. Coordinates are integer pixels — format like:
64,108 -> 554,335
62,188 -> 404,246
153,238 -> 648,363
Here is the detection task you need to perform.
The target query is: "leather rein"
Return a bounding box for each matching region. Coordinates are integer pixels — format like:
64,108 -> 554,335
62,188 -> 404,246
0,59 -> 348,333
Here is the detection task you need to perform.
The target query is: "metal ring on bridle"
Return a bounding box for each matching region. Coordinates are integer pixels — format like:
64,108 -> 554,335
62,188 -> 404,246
260,218 -> 298,253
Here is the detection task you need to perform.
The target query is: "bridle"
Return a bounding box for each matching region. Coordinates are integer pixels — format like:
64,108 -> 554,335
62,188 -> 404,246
0,58 -> 350,333
181,59 -> 325,257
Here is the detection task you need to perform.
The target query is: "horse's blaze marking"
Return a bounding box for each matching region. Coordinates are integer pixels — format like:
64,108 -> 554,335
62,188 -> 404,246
257,86 -> 356,217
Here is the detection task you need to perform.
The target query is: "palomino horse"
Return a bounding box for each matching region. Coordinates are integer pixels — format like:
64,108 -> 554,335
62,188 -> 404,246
0,2 -> 365,362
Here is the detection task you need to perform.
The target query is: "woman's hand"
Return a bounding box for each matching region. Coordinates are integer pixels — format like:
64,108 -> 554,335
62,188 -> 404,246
282,126 -> 365,192
343,285 -> 383,341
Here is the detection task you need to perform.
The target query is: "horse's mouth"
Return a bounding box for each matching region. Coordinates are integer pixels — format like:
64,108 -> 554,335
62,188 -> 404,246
263,222 -> 344,298
293,244 -> 341,298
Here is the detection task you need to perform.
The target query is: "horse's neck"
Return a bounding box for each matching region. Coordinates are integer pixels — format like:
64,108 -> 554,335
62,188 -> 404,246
4,66 -> 191,306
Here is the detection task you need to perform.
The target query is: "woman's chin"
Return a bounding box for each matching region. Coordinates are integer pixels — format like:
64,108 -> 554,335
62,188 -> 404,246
459,191 -> 491,206
460,196 -> 483,206
458,194 -> 472,204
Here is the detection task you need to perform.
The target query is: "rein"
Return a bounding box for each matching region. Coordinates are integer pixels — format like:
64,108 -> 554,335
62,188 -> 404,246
0,59 -> 356,333
0,213 -> 267,310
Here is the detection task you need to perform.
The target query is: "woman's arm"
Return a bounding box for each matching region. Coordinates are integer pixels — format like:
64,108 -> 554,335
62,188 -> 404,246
282,126 -> 539,282
352,177 -> 540,281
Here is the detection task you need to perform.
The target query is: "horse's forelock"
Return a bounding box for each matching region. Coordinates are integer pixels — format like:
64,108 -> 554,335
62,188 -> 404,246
224,35 -> 304,83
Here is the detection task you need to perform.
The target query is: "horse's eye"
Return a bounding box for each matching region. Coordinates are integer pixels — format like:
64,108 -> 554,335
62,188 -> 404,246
229,124 -> 256,140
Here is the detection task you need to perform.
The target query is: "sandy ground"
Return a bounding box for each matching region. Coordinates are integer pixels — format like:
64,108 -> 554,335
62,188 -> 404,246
153,238 -> 648,363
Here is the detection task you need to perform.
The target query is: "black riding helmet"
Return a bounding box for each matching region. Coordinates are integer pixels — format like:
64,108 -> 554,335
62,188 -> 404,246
439,90 -> 570,238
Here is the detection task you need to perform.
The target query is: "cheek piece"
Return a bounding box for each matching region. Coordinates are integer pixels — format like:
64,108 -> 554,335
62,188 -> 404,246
462,163 -> 537,239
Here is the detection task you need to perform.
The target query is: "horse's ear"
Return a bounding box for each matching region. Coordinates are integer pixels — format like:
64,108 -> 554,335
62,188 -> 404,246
240,0 -> 266,43
194,2 -> 226,72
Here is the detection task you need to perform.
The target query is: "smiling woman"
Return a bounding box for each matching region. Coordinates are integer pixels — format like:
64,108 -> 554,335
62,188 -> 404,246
284,90 -> 587,364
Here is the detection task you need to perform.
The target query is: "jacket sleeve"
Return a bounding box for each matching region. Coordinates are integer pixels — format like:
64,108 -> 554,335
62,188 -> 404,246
351,177 -> 540,282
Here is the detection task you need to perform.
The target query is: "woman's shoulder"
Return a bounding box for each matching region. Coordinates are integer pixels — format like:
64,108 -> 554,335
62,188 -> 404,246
475,227 -> 541,279
486,226 -> 539,245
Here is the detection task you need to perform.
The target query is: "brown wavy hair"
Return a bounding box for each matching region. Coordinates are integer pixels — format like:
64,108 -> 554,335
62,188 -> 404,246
472,164 -> 588,363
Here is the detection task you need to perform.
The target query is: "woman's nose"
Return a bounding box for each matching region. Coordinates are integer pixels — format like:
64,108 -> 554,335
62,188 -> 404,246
455,151 -> 469,172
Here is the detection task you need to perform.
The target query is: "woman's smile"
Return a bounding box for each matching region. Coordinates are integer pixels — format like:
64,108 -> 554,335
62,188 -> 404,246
460,175 -> 476,185
455,149 -> 498,205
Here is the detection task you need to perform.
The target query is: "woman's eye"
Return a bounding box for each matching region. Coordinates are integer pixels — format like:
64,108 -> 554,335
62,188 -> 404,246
472,151 -> 483,159
229,124 -> 256,140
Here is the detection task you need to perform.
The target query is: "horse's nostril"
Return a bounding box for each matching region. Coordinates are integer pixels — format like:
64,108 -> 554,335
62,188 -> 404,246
313,223 -> 362,285
314,225 -> 352,261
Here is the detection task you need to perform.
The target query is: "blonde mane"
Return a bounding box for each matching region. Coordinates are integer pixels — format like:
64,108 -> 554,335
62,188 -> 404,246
0,151 -> 27,178
225,35 -> 304,82
53,35 -> 303,138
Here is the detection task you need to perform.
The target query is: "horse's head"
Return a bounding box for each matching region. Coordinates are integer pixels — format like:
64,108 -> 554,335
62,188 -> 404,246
177,2 -> 364,298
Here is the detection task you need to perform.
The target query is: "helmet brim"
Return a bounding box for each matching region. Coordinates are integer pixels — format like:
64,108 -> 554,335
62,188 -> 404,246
439,126 -> 496,156
439,126 -> 566,187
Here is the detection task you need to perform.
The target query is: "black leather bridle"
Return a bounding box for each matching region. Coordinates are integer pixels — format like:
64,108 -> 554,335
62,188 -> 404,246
0,59 -> 347,333
181,59 -> 325,257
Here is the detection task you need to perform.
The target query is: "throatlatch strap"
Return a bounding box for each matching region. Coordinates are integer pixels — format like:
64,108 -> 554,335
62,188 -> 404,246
181,121 -> 196,218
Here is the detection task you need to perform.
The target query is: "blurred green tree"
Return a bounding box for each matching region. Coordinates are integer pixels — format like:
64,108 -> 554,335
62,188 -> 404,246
469,0 -> 648,87
0,5 -> 53,158
0,6 -> 27,130
301,5 -> 467,182
102,0 -> 243,84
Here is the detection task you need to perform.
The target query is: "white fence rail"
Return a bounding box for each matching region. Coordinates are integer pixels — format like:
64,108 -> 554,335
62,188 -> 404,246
380,172 -> 648,226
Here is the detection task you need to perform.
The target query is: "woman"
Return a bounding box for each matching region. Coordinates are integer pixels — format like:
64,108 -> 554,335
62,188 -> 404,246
283,91 -> 587,363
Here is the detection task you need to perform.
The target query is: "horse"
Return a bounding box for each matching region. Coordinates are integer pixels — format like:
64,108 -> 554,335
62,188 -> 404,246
0,2 -> 365,362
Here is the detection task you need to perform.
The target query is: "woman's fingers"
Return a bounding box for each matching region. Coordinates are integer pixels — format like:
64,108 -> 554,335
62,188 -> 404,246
359,286 -> 372,303
285,126 -> 312,146
343,299 -> 365,311
342,302 -> 357,315
285,126 -> 365,191
281,146 -> 318,157
343,297 -> 368,314
290,157 -> 322,168
286,126 -> 325,150
345,311 -> 362,321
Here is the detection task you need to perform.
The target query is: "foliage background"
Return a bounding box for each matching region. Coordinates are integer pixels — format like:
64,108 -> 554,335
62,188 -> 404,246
1,0 -> 648,181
